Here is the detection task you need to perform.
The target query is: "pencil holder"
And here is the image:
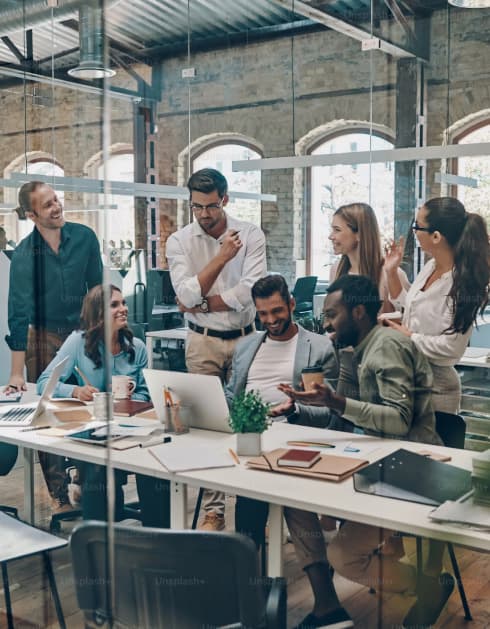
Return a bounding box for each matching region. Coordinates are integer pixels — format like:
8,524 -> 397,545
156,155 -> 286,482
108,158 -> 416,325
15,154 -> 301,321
162,403 -> 191,435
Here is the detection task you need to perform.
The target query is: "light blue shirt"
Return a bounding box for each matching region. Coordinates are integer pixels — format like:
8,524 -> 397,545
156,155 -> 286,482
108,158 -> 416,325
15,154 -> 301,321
36,330 -> 149,401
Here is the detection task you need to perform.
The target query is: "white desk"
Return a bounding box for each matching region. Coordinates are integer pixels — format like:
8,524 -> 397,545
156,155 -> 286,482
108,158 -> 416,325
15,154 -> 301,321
145,327 -> 188,368
1,420 -> 488,578
458,346 -> 490,369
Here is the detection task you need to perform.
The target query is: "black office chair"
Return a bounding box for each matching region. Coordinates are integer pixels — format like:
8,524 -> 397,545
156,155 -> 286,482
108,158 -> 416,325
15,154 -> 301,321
292,276 -> 317,315
0,443 -> 19,518
70,522 -> 287,629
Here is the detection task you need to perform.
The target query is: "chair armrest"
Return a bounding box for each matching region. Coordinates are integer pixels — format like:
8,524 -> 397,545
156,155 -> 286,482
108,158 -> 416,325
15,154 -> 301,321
265,577 -> 287,629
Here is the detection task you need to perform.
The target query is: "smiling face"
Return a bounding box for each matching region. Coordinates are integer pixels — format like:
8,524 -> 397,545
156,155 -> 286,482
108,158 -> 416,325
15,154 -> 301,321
254,291 -> 295,340
322,290 -> 359,348
110,289 -> 128,333
27,184 -> 65,231
329,214 -> 359,256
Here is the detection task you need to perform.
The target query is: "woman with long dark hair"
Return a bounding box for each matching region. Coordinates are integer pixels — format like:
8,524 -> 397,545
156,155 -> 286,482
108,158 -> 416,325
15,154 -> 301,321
385,197 -> 489,413
37,284 -> 169,526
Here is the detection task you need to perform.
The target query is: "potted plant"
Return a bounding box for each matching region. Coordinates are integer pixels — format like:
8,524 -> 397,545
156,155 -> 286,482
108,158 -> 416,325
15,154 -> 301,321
229,390 -> 270,456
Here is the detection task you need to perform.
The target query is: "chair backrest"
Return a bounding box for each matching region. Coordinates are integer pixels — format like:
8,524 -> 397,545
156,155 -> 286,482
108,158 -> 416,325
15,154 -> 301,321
0,443 -> 18,476
470,323 -> 490,348
435,410 -> 466,449
70,522 -> 269,629
292,276 -> 318,304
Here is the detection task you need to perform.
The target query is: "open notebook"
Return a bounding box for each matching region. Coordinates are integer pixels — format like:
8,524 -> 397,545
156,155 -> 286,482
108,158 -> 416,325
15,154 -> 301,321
246,448 -> 368,482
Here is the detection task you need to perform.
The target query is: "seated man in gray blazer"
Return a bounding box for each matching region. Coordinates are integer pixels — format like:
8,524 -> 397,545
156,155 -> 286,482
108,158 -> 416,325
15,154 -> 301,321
226,275 -> 349,629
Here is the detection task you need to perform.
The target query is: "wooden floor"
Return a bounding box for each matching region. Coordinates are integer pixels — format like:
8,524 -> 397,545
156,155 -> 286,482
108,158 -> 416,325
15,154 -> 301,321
1,463 -> 489,629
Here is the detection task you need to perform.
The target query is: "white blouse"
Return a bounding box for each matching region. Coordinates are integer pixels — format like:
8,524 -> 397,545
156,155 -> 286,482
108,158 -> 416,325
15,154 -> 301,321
390,259 -> 471,366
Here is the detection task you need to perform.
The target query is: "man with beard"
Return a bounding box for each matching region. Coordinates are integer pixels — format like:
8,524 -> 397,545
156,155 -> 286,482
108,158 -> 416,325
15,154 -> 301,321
225,275 -> 348,629
4,181 -> 102,513
166,167 -> 266,530
280,275 -> 449,629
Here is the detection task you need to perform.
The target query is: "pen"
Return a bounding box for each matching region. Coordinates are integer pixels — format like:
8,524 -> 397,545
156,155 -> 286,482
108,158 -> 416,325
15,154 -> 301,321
287,440 -> 335,448
75,366 -> 92,387
21,425 -> 51,432
228,448 -> 240,465
140,436 -> 172,448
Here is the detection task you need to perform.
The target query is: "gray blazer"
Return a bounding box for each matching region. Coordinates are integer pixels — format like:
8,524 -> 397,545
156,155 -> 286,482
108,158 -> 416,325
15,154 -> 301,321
225,325 -> 340,428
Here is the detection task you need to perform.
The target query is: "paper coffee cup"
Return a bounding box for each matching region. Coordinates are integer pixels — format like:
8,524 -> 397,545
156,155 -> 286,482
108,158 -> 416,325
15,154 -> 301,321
302,367 -> 324,391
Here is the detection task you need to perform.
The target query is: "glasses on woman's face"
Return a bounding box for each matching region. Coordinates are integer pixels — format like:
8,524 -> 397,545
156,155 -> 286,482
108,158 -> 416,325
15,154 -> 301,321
190,200 -> 223,213
412,220 -> 433,233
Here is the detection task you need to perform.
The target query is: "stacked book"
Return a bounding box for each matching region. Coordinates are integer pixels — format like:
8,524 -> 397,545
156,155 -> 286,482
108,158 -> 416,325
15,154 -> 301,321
472,449 -> 490,506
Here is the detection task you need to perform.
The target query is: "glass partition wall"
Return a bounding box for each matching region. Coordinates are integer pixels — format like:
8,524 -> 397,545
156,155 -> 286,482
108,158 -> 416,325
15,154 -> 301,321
0,0 -> 489,626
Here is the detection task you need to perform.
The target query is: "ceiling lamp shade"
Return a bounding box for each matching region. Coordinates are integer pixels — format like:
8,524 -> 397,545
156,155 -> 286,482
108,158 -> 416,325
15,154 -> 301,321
448,0 -> 490,7
68,1 -> 115,80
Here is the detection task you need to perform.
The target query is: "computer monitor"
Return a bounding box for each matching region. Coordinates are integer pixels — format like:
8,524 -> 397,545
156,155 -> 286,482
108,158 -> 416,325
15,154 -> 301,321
147,269 -> 176,306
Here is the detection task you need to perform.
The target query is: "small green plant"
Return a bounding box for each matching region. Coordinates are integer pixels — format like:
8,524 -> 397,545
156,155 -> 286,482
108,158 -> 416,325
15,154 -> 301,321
229,390 -> 270,434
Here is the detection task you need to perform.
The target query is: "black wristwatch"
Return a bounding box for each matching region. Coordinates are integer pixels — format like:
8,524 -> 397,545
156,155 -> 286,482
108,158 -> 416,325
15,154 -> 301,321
284,403 -> 299,424
199,297 -> 209,313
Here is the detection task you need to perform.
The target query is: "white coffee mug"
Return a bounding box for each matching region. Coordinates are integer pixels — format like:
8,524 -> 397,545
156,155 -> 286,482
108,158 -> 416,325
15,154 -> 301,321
112,375 -> 136,400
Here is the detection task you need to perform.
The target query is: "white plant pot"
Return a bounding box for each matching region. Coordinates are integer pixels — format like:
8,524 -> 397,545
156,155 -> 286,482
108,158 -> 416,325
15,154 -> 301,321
236,432 -> 262,456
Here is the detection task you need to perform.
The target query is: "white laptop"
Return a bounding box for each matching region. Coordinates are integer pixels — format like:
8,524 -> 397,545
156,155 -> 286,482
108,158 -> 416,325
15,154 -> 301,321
143,369 -> 232,433
0,357 -> 69,427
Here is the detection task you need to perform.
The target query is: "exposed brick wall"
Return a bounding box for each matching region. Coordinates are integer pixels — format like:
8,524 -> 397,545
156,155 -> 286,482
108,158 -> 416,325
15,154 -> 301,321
0,8 -> 488,283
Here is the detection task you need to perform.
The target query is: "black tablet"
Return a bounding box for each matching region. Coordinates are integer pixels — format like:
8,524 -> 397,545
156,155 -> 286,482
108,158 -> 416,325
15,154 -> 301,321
65,427 -> 127,446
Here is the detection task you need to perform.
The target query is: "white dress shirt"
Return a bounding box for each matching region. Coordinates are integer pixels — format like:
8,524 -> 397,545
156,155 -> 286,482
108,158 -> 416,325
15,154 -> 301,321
166,214 -> 267,331
391,259 -> 471,366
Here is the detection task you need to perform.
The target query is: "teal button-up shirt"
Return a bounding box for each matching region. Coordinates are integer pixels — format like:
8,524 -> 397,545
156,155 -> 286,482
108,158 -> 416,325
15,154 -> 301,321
6,222 -> 102,351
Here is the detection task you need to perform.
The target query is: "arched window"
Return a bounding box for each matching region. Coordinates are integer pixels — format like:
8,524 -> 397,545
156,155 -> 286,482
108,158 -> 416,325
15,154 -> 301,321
192,143 -> 262,226
97,152 -> 134,245
455,122 -> 490,227
309,132 -> 395,279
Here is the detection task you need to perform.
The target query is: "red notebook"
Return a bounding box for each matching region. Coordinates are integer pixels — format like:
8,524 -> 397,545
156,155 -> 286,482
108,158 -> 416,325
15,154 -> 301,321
277,449 -> 321,468
113,400 -> 154,417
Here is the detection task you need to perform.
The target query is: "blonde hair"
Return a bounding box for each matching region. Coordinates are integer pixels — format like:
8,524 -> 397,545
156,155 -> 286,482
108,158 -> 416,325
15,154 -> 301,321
333,202 -> 383,287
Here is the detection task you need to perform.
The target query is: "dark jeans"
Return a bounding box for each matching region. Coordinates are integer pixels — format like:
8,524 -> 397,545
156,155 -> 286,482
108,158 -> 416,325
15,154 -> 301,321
80,463 -> 170,528
235,495 -> 269,550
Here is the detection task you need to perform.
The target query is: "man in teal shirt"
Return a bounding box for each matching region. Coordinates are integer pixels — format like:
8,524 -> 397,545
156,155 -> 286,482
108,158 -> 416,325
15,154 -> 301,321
4,181 -> 102,512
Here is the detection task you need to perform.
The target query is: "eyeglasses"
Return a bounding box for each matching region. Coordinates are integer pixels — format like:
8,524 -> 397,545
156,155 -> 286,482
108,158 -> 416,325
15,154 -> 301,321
412,220 -> 433,233
190,200 -> 223,213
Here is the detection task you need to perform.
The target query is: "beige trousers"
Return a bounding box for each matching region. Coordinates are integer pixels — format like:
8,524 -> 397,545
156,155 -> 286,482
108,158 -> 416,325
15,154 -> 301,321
185,329 -> 244,516
327,522 -> 416,593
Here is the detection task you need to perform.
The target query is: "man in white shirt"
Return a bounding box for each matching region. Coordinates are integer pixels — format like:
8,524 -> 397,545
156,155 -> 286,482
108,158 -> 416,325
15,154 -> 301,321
166,167 -> 267,531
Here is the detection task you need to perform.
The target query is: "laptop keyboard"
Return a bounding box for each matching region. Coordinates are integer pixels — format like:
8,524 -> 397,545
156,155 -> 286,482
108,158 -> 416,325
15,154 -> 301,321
0,407 -> 33,426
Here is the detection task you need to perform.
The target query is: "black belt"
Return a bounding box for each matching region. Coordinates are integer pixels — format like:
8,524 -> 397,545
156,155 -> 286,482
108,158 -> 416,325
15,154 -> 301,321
188,321 -> 254,340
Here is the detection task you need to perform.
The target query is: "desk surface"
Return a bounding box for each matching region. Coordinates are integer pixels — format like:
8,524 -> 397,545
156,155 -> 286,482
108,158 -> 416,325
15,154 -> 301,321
1,418 -> 488,552
458,347 -> 490,369
146,327 -> 188,341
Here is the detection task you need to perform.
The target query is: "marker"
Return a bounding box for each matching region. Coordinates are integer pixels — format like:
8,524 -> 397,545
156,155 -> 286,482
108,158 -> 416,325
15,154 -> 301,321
139,436 -> 172,448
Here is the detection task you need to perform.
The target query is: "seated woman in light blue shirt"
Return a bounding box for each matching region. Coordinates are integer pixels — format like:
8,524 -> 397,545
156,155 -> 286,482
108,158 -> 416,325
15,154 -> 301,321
37,284 -> 168,527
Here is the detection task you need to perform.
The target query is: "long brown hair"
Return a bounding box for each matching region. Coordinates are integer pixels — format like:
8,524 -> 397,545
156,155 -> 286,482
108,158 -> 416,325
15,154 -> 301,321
333,202 -> 384,286
80,284 -> 135,368
424,197 -> 489,334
